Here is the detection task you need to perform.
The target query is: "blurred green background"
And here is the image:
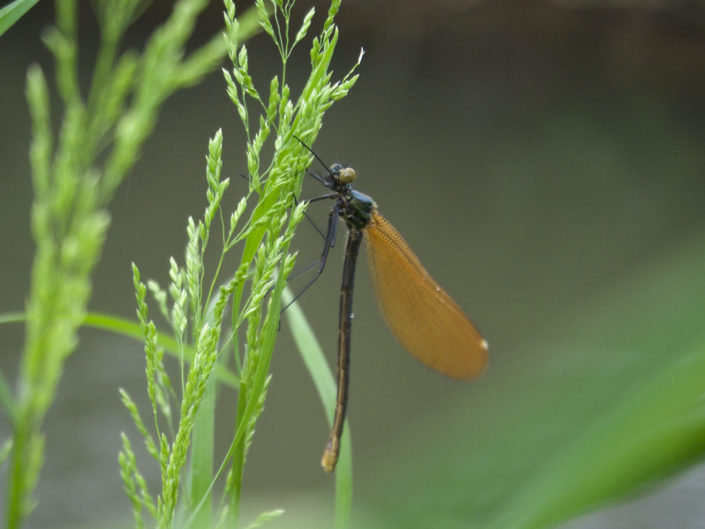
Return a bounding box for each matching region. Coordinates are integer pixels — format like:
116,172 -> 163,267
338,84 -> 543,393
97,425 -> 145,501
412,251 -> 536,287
1,1 -> 705,528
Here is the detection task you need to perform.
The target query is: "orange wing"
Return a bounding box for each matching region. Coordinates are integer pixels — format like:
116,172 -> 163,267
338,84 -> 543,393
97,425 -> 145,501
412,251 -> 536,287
365,212 -> 488,379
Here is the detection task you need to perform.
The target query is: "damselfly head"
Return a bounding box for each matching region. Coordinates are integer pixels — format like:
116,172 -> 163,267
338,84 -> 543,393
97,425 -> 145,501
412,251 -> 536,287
330,163 -> 356,184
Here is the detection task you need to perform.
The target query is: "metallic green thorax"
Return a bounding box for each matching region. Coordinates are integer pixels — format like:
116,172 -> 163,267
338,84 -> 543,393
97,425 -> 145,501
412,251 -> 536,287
342,188 -> 375,231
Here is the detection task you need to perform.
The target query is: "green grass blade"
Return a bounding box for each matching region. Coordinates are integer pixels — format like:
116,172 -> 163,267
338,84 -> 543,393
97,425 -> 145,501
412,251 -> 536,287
0,0 -> 39,37
81,312 -> 239,389
487,344 -> 705,529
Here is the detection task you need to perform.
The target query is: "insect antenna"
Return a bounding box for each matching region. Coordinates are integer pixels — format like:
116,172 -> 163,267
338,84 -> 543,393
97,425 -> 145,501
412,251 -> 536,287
294,136 -> 334,177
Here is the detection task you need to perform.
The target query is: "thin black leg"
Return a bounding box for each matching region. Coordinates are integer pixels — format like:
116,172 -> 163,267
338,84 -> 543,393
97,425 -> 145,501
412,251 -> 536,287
281,202 -> 340,312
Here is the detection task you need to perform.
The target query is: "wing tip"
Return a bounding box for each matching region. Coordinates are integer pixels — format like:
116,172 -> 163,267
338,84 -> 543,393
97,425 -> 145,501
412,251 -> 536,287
456,338 -> 490,380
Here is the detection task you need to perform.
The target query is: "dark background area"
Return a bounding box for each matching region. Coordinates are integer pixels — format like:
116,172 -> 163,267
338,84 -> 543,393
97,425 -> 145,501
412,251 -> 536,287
1,1 -> 705,528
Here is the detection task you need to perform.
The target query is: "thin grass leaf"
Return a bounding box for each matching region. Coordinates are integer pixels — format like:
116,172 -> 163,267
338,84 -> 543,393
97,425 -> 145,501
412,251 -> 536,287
0,438 -> 13,467
242,508 -> 285,529
283,287 -> 353,529
81,312 -> 239,389
486,343 -> 705,529
0,0 -> 40,37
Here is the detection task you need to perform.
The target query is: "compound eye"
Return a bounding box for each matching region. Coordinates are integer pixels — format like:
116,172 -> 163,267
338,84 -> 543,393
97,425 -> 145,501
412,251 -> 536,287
338,167 -> 356,184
